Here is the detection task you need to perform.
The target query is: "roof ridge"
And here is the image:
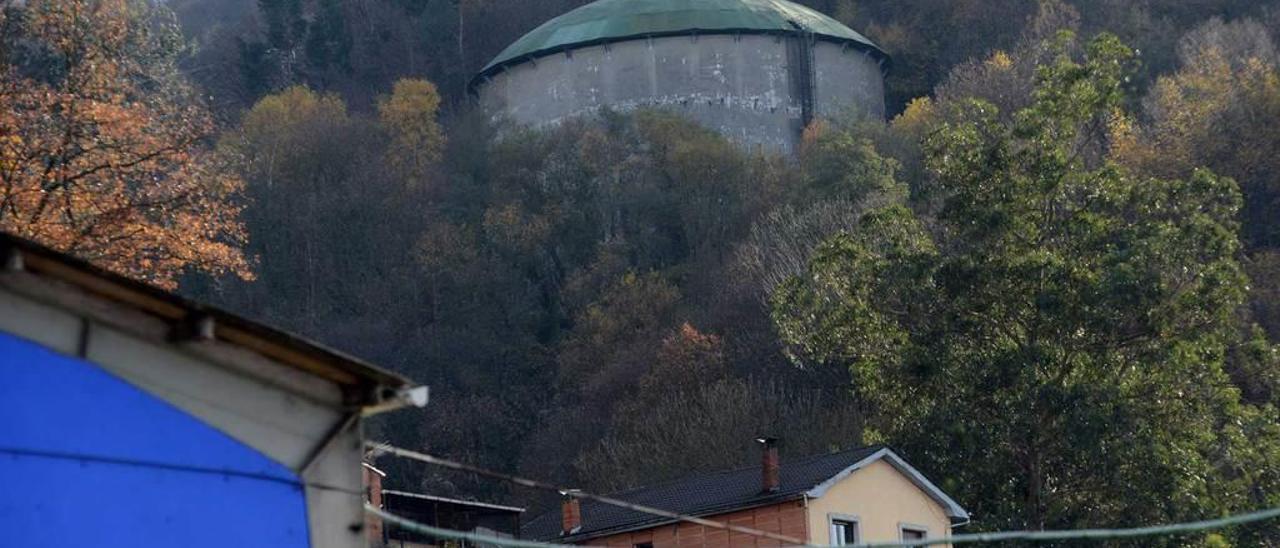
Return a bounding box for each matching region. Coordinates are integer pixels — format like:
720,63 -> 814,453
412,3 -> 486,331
598,444 -> 882,498
522,444 -> 891,540
470,0 -> 888,91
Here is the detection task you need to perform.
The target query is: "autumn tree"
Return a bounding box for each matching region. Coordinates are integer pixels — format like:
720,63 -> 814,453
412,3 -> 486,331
773,33 -> 1280,540
212,83 -> 438,345
379,79 -> 445,189
0,0 -> 249,287
1111,18 -> 1280,346
387,111 -> 819,503
1113,17 -> 1280,249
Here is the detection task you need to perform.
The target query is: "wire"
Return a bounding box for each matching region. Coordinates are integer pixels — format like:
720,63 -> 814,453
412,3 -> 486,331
368,443 -> 1280,548
0,446 -> 364,496
367,504 -> 580,548
366,442 -> 811,545
847,506 -> 1280,548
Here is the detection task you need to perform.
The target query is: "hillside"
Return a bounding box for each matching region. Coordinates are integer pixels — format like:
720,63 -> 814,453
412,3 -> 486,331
3,1 -> 1280,541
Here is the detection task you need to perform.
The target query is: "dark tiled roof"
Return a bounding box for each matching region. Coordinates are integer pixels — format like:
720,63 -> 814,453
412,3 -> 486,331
522,445 -> 885,542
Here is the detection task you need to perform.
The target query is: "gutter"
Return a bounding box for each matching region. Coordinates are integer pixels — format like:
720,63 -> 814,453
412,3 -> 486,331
0,233 -> 421,412
361,385 -> 430,417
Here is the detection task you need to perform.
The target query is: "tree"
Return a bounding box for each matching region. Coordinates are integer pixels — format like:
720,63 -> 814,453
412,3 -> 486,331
797,120 -> 904,204
576,378 -> 864,493
557,271 -> 680,400
379,79 -> 446,190
214,83 -> 434,345
1113,17 -> 1280,250
0,0 -> 250,288
216,85 -> 356,327
576,321 -> 864,493
773,32 -> 1280,539
1111,18 -> 1280,344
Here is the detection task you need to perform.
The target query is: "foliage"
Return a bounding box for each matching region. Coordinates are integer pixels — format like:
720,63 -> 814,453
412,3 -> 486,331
577,378 -> 864,493
0,0 -> 249,288
379,79 -> 446,189
209,83 -> 434,343
798,121 -> 905,204
773,33 -> 1280,540
1113,18 -> 1280,249
141,0 -> 1280,532
361,111 -> 880,502
1110,18 -> 1280,347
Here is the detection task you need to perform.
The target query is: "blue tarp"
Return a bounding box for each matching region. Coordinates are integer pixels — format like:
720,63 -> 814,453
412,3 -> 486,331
0,331 -> 312,547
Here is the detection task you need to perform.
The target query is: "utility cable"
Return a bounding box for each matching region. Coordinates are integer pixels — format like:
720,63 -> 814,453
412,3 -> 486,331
368,442 -> 1280,548
847,505 -> 1280,547
367,504 -> 584,548
366,442 -> 811,545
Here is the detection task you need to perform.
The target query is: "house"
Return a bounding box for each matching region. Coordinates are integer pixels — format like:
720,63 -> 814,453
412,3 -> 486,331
522,439 -> 968,547
0,233 -> 427,548
363,463 -> 525,547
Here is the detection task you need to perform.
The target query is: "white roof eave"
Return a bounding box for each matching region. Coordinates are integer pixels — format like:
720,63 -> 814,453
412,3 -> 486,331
805,448 -> 970,521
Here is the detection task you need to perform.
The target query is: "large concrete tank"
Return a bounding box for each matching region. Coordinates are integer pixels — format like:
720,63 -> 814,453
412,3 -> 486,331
469,0 -> 890,153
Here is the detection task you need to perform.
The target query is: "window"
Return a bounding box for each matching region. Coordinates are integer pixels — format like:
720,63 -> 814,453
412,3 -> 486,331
829,517 -> 859,545
634,543 -> 654,548
900,525 -> 928,541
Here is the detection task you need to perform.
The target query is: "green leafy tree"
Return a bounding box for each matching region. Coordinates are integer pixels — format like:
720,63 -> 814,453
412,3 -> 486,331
1112,17 -> 1280,345
798,121 -> 905,204
773,32 -> 1280,539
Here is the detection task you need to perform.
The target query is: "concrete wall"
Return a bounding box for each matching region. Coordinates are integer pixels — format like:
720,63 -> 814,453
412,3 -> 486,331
813,40 -> 886,120
805,459 -> 952,546
477,34 -> 884,153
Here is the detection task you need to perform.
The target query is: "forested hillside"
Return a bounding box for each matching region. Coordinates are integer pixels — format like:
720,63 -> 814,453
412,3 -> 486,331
5,0 -> 1280,542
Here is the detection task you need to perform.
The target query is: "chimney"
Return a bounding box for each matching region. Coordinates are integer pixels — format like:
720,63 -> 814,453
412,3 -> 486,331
758,437 -> 779,493
561,490 -> 582,535
361,462 -> 386,544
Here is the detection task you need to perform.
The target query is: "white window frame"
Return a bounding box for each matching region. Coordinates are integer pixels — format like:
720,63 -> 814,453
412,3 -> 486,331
899,522 -> 930,541
828,513 -> 861,546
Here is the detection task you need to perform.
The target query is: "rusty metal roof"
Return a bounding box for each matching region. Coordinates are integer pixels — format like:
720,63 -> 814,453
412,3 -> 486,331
470,0 -> 888,92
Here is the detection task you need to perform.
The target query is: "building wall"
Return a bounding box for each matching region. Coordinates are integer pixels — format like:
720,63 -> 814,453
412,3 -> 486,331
477,34 -> 884,153
813,41 -> 886,120
0,273 -> 367,548
583,500 -> 809,548
0,331 -> 311,548
805,460 -> 953,545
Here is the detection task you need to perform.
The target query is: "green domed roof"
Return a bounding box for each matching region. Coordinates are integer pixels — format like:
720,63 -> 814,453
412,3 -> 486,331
471,0 -> 888,90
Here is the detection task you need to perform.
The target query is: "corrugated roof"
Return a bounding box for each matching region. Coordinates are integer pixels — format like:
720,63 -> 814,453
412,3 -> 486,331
522,445 -> 885,542
470,0 -> 888,92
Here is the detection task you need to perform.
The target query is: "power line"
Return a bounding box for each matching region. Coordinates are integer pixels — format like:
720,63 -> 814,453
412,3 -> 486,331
848,506 -> 1280,548
367,504 -> 581,548
368,442 -> 1280,548
366,442 -> 810,546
